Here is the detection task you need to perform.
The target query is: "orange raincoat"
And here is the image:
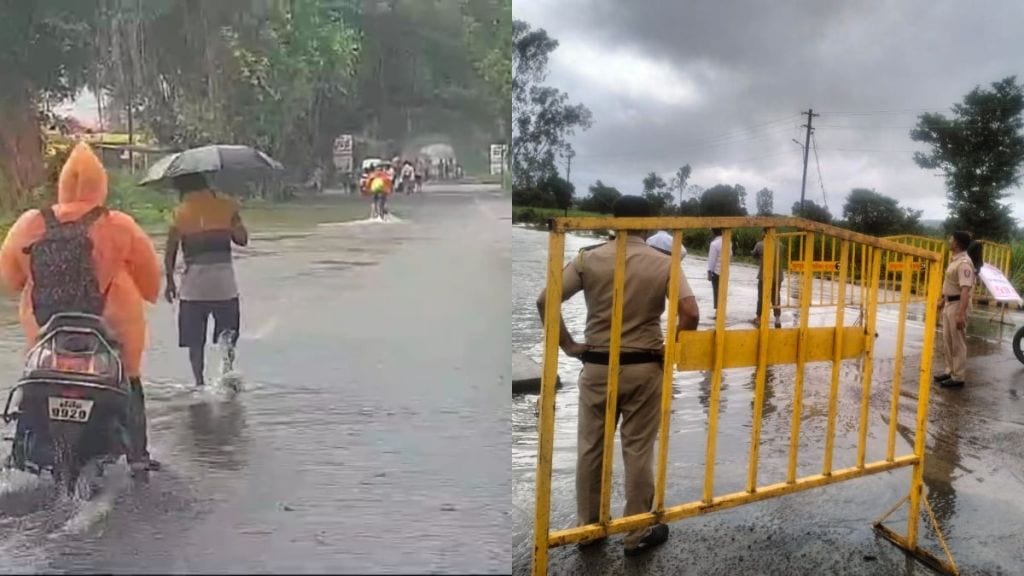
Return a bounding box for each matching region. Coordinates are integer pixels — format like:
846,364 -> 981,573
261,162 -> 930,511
0,143 -> 161,378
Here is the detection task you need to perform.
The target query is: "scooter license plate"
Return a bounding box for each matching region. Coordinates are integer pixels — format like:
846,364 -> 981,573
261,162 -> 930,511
47,397 -> 94,423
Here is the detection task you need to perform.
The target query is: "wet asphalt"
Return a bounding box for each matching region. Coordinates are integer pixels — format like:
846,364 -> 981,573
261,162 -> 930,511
512,226 -> 1024,576
0,183 -> 511,574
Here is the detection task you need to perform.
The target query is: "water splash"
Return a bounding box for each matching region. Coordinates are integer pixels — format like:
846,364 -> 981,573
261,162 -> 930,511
317,214 -> 407,227
216,331 -> 243,394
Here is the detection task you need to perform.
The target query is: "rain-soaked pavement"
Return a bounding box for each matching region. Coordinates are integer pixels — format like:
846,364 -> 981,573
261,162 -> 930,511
512,226 -> 1024,576
0,183 -> 511,574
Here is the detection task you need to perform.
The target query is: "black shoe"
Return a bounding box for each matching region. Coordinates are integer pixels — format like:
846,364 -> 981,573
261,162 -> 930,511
940,379 -> 965,389
624,523 -> 669,557
933,373 -> 952,383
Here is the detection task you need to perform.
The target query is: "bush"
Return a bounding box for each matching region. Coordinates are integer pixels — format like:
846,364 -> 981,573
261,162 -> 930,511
104,169 -> 175,228
1011,242 -> 1024,295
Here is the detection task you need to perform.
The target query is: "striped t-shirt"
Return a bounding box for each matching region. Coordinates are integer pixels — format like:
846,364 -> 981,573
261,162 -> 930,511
174,190 -> 239,302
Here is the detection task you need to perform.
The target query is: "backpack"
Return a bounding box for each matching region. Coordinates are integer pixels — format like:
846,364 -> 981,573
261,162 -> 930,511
966,240 -> 984,275
23,206 -> 108,327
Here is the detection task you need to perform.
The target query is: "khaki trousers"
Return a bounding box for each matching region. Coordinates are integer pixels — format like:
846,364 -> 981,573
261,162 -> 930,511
941,300 -> 969,381
576,362 -> 662,547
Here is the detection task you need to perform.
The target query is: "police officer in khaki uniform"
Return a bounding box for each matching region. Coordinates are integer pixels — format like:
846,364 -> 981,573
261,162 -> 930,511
536,196 -> 700,556
934,230 -> 975,388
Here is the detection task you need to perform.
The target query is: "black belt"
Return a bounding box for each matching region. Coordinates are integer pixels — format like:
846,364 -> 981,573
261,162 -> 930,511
581,351 -> 664,365
944,295 -> 961,302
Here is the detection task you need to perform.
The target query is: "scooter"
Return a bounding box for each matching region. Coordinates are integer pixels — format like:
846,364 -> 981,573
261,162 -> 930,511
2,313 -> 131,496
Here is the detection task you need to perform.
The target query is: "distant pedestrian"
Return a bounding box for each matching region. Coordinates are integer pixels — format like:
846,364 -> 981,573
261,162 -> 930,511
934,230 -> 976,389
751,230 -> 782,328
536,196 -> 699,556
707,228 -> 728,318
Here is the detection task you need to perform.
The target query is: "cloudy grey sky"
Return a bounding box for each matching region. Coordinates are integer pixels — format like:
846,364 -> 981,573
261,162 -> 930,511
514,0 -> 1024,222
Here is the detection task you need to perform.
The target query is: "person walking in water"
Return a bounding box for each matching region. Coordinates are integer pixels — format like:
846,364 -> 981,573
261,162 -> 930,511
752,229 -> 783,328
164,174 -> 248,387
536,196 -> 699,556
707,228 -> 727,319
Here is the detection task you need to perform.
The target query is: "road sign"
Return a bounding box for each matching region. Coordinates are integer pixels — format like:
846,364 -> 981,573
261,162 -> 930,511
978,263 -> 1023,303
333,134 -> 353,171
490,144 -> 507,176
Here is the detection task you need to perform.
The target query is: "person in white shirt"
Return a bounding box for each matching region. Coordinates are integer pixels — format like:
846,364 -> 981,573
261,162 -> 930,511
645,230 -> 687,260
707,228 -> 726,317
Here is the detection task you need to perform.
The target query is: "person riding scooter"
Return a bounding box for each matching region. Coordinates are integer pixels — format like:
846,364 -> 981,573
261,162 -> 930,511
0,142 -> 162,474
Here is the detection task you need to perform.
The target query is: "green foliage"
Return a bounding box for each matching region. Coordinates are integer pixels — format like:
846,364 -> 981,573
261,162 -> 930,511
755,187 -> 774,216
462,0 -> 512,136
842,188 -> 922,236
911,76 -> 1024,241
642,172 -> 675,215
0,0 -> 99,102
512,20 -> 592,189
577,180 -> 622,214
1010,242 -> 1024,295
104,169 -> 175,228
539,175 -> 573,212
792,199 -> 832,224
700,184 -> 748,216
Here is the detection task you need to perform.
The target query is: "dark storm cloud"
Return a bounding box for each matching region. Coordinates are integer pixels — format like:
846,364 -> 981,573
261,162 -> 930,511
515,0 -> 1024,221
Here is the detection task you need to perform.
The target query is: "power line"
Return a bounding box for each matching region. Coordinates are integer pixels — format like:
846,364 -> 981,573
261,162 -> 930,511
811,132 -> 827,209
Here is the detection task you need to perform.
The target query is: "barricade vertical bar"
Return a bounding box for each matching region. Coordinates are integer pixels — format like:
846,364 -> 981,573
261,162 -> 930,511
908,257 -> 944,547
654,230 -> 683,513
704,228 -> 732,503
823,240 -> 850,476
859,244 -> 868,317
747,228 -> 777,492
787,232 -> 815,483
887,256 -> 913,462
830,236 -> 837,305
531,229 -> 566,576
598,233 -> 628,525
857,248 -> 883,468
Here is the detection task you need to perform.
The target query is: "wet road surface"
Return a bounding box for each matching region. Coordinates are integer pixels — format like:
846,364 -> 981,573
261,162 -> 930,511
0,183 -> 511,574
512,226 -> 1024,575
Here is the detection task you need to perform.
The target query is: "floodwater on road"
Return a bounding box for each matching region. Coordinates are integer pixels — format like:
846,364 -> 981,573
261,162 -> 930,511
0,184 -> 511,574
512,225 -> 1024,575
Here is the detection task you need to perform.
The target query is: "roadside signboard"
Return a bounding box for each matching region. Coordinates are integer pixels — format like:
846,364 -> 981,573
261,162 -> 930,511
333,134 -> 354,172
978,263 -> 1023,303
490,144 -> 507,176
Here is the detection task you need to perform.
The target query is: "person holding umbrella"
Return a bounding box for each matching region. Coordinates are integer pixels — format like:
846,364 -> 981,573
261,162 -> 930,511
142,144 -> 279,388
164,174 -> 248,387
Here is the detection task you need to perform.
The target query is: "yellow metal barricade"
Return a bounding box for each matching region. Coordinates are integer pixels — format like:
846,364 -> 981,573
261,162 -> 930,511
532,216 -> 958,576
885,234 -> 1014,305
880,235 -> 945,305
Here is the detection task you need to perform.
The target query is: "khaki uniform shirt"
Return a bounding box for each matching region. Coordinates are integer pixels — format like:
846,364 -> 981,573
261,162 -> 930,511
562,235 -> 694,352
942,252 -> 975,297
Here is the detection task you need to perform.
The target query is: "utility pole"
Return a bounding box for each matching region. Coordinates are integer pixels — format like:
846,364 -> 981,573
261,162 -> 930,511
799,108 -> 818,215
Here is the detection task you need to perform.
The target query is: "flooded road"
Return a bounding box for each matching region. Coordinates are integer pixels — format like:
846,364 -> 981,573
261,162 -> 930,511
512,225 -> 1024,575
0,183 -> 511,574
